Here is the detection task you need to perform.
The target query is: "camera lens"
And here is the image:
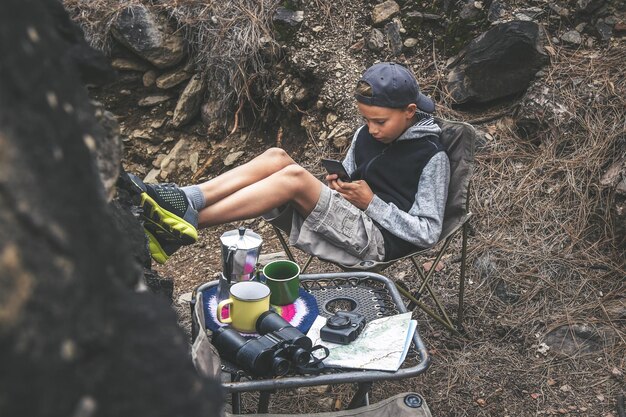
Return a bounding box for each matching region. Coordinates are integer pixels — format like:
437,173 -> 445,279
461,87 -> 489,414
326,314 -> 351,329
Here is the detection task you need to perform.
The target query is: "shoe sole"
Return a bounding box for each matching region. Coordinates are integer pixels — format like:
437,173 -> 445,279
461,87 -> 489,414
145,230 -> 171,264
139,192 -> 198,245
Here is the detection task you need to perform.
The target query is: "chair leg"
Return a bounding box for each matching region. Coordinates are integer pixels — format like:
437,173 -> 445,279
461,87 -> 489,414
456,220 -> 469,330
401,234 -> 463,335
397,285 -> 460,335
347,382 -> 372,409
272,225 -> 296,262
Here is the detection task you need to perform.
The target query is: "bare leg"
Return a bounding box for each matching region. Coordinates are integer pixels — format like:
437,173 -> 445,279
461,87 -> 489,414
197,148 -> 296,206
198,164 -> 323,227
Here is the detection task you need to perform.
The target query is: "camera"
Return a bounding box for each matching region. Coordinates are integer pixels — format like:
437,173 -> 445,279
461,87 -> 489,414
212,311 -> 313,377
320,311 -> 366,345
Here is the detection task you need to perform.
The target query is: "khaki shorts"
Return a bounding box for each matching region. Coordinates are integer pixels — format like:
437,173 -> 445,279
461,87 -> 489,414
263,185 -> 386,267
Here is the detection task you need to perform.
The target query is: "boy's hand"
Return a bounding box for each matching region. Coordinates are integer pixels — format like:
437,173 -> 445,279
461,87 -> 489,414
330,178 -> 374,210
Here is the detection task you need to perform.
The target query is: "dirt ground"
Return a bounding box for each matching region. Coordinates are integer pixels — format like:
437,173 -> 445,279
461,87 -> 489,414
87,3 -> 626,415
91,69 -> 625,416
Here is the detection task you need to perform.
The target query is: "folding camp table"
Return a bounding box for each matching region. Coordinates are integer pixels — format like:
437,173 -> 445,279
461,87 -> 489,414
191,272 -> 431,414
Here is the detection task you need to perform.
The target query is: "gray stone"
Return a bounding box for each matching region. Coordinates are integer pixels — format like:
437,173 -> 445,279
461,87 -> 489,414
488,1 -> 509,22
200,100 -> 222,135
549,3 -> 570,17
138,95 -> 172,107
224,151 -> 244,167
594,20 -> 613,41
142,70 -> 158,87
371,0 -> 400,25
111,57 -> 150,72
156,67 -> 193,89
561,30 -> 582,45
367,28 -> 385,51
577,0 -> 606,13
172,74 -> 207,127
447,21 -> 549,104
111,4 -> 185,69
545,324 -> 615,355
160,139 -> 189,174
404,37 -> 418,48
385,20 -> 403,56
273,7 -> 304,26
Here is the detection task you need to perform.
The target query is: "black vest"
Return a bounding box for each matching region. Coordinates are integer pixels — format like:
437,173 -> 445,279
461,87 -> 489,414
352,126 -> 444,260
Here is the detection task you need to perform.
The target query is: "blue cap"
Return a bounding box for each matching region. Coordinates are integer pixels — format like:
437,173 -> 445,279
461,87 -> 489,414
355,62 -> 435,113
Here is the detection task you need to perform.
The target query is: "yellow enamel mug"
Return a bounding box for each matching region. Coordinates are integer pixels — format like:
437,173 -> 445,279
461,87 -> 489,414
217,281 -> 271,332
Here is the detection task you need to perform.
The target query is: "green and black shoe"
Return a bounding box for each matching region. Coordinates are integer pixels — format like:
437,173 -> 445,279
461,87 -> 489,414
126,173 -> 199,264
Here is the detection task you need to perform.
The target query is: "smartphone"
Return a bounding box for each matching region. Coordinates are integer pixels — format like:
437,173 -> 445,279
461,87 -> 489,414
321,158 -> 352,182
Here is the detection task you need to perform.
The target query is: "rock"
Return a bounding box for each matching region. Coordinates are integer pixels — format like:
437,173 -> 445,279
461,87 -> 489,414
152,154 -> 166,169
460,0 -> 483,21
561,30 -> 582,45
92,102 -> 123,201
371,0 -> 400,25
332,135 -> 349,149
200,100 -> 222,136
577,0 -> 606,14
549,3 -> 570,17
488,1 -> 510,22
160,139 -> 189,174
130,129 -> 152,140
189,151 -> 199,173
594,20 -> 613,41
172,74 -> 206,127
404,37 -> 418,48
138,95 -> 172,107
144,168 -> 161,184
545,324 -> 616,355
150,119 -> 165,129
446,21 -> 549,104
111,4 -> 185,69
224,151 -> 244,166
349,38 -> 365,51
111,57 -> 150,72
273,7 -> 304,27
156,66 -> 193,89
366,28 -> 385,51
0,0 -> 222,414
385,19 -> 403,56
143,70 -> 158,87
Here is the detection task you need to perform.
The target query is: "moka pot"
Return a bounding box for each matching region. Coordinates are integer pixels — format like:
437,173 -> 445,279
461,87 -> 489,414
216,227 -> 263,302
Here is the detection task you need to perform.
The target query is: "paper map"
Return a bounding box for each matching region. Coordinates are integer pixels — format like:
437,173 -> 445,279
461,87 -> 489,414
307,312 -> 416,372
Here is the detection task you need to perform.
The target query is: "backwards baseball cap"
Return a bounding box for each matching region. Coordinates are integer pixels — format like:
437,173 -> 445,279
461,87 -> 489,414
354,62 -> 435,113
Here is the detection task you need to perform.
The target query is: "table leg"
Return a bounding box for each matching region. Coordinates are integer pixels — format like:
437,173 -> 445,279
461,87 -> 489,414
231,374 -> 242,414
347,382 -> 372,409
257,391 -> 273,413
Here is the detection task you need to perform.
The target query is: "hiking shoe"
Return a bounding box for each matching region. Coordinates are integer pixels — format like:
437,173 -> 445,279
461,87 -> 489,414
126,173 -> 199,263
145,230 -> 183,264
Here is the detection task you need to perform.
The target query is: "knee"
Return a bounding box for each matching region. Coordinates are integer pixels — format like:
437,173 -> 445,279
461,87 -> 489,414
262,147 -> 293,167
278,164 -> 310,188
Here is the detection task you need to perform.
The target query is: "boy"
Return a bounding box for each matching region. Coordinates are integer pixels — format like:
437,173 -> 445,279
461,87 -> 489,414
129,62 -> 449,267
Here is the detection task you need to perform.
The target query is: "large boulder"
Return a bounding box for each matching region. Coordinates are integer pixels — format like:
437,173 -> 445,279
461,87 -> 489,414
0,1 -> 222,415
111,4 -> 185,69
447,21 -> 549,104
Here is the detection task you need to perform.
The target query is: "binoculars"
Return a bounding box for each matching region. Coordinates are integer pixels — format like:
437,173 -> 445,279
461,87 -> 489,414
212,310 -> 313,377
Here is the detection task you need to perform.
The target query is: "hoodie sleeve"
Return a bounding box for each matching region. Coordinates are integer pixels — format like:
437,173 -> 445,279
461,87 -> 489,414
364,151 -> 450,248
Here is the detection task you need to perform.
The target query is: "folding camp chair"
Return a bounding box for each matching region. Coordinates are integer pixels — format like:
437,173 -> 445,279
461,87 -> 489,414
271,118 -> 476,334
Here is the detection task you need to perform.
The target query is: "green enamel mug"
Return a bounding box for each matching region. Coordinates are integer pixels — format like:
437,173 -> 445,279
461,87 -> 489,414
263,260 -> 300,306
